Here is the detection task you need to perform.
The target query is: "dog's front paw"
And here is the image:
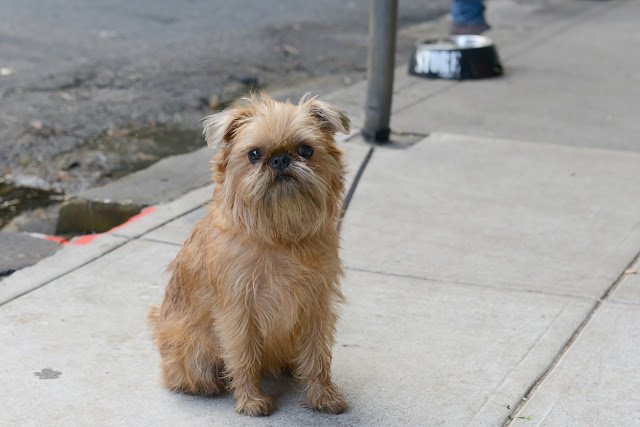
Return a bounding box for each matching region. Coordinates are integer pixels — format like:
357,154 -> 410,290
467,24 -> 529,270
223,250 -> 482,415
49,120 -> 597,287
235,396 -> 274,417
305,386 -> 347,414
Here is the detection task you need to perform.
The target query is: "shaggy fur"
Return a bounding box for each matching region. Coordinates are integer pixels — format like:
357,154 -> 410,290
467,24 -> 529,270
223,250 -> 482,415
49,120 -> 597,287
148,94 -> 350,416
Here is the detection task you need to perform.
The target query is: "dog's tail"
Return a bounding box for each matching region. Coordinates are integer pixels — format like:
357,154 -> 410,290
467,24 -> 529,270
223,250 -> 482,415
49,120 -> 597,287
147,304 -> 161,342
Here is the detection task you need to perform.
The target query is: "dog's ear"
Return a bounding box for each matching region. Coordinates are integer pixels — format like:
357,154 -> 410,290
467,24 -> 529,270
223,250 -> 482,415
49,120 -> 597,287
202,105 -> 253,149
302,96 -> 350,136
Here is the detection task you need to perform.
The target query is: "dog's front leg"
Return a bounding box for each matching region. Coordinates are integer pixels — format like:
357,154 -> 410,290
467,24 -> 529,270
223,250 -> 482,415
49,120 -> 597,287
216,304 -> 273,416
294,299 -> 347,414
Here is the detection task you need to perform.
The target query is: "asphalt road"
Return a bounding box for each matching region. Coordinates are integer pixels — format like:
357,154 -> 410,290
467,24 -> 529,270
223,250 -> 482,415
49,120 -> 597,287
0,0 -> 449,195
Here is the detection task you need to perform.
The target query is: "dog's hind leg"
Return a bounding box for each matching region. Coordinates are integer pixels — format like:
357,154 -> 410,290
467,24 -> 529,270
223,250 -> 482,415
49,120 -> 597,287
154,315 -> 226,396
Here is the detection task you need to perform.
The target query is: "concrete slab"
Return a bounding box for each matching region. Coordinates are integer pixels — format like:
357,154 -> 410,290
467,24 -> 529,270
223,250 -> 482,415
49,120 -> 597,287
341,133 -> 640,298
143,207 -> 206,246
391,0 -> 640,152
0,233 -> 127,306
79,147 -> 214,205
143,141 -> 372,246
610,259 -> 640,305
0,239 -> 592,425
512,301 -> 640,426
0,239 -> 181,425
336,270 -> 593,426
111,184 -> 213,240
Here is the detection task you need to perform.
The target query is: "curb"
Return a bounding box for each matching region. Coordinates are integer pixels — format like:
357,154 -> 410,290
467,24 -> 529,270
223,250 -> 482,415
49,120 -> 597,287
0,185 -> 213,306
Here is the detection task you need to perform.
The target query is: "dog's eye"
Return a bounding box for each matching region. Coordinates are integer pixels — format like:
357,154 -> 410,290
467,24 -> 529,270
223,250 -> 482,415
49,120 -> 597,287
297,144 -> 314,159
247,148 -> 263,163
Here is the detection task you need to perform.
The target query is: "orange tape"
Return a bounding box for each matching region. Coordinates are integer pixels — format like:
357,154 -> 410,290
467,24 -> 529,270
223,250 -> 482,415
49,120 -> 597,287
69,205 -> 157,245
110,206 -> 156,231
41,235 -> 70,244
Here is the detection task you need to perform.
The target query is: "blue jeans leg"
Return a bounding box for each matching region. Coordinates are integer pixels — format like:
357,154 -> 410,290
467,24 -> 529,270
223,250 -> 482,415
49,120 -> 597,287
451,0 -> 486,23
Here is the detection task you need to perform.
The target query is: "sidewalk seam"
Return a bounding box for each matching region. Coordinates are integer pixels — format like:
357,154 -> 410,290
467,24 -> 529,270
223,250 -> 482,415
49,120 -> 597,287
468,301 -> 581,424
605,299 -> 640,308
0,242 -> 127,308
344,266 -> 596,302
138,237 -> 183,247
393,82 -> 457,116
505,245 -> 640,424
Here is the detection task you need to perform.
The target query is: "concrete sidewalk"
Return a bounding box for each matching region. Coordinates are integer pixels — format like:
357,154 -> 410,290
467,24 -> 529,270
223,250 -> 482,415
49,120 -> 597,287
2,0 -> 640,425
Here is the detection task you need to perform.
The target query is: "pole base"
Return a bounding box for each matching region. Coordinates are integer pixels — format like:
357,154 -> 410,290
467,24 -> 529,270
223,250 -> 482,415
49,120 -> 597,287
361,128 -> 391,143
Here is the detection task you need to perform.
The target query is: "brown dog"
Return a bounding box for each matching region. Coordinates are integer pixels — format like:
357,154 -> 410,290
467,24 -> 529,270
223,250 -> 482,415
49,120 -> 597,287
148,94 -> 350,416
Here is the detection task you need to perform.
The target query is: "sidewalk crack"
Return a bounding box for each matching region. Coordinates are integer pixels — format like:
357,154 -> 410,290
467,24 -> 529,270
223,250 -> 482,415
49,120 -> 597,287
505,245 -> 640,425
469,302 -> 577,425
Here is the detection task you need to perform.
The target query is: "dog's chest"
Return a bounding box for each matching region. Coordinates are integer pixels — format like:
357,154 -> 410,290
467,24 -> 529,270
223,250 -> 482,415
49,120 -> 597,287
246,249 -> 315,336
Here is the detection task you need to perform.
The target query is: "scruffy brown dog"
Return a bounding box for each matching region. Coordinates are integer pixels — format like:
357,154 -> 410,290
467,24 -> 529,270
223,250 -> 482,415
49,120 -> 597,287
148,94 -> 350,416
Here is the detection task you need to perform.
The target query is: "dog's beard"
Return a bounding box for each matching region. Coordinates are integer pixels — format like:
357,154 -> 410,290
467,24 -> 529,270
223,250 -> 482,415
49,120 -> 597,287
225,163 -> 333,243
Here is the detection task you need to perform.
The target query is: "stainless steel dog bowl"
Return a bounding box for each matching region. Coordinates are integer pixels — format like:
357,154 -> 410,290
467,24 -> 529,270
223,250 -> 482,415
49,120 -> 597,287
409,35 -> 503,80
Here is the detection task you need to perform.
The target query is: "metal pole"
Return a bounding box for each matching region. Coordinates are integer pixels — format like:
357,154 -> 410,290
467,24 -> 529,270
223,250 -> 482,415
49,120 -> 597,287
362,0 -> 398,143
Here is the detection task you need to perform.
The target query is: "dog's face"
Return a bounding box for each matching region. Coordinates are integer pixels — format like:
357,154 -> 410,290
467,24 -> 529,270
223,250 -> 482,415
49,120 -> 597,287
203,95 -> 350,243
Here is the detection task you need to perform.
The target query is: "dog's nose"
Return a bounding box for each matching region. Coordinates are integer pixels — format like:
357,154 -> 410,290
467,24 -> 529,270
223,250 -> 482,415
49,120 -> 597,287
269,154 -> 291,172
